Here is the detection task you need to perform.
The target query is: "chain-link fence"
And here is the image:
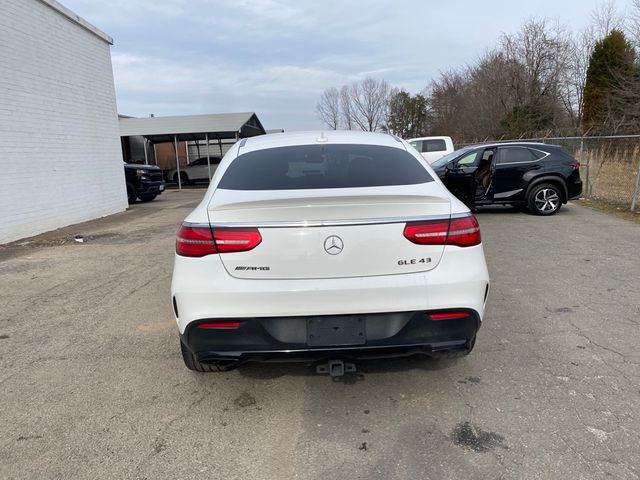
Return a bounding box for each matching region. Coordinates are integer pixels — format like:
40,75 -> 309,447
462,135 -> 640,211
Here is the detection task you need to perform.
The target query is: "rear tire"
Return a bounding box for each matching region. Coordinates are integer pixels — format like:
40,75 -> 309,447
434,336 -> 476,360
527,183 -> 562,215
173,172 -> 189,185
180,340 -> 226,372
126,183 -> 137,204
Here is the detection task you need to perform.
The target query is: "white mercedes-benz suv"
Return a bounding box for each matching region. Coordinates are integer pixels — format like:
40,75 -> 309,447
171,131 -> 489,373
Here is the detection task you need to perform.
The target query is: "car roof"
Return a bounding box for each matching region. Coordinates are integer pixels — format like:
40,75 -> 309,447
239,130 -> 405,154
464,141 -> 561,150
407,136 -> 451,142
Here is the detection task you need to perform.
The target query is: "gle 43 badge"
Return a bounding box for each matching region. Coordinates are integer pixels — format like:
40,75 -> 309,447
398,258 -> 432,266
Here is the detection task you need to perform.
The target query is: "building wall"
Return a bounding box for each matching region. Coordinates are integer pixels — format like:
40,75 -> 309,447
0,0 -> 127,243
154,141 -> 187,171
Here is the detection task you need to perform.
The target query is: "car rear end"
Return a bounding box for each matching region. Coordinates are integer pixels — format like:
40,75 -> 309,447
171,132 -> 489,369
561,150 -> 583,200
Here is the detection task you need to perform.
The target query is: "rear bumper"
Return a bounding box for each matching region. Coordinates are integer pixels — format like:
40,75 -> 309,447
181,310 -> 480,363
171,243 -> 490,334
567,172 -> 582,200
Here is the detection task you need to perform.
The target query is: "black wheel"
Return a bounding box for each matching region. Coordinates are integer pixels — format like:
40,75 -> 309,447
180,340 -> 227,372
126,183 -> 137,204
527,183 -> 562,216
139,194 -> 157,202
173,172 -> 189,185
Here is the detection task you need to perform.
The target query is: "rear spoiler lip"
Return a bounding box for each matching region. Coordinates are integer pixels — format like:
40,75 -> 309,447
184,212 -> 470,229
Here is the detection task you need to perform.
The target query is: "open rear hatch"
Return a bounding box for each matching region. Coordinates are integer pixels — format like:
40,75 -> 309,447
207,185 -> 451,280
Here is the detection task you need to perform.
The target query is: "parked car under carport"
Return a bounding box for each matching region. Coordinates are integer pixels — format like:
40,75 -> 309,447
167,157 -> 222,185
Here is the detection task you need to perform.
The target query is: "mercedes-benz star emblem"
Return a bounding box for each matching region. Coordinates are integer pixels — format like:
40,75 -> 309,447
323,235 -> 344,255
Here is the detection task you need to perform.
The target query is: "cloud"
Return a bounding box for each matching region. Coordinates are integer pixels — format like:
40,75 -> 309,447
64,0 -> 597,129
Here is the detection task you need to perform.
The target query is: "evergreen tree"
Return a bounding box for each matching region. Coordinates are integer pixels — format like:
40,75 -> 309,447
582,29 -> 636,134
386,91 -> 429,138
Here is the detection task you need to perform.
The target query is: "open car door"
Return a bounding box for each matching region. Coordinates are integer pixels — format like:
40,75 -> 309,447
443,149 -> 481,205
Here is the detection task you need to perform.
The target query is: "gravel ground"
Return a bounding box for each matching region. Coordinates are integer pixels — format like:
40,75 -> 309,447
1,190 -> 639,479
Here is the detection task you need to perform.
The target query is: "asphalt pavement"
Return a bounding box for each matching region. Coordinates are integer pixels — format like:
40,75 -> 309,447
1,190 -> 639,479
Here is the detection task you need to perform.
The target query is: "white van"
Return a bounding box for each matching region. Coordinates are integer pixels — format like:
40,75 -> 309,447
408,136 -> 454,164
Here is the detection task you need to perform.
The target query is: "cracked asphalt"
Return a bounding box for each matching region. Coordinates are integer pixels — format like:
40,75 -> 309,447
1,190 -> 639,479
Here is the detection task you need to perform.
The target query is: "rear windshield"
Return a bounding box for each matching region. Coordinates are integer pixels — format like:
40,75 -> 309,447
218,144 -> 433,190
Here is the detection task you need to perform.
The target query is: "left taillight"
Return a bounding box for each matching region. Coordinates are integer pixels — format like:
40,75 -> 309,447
176,225 -> 217,257
176,225 -> 262,257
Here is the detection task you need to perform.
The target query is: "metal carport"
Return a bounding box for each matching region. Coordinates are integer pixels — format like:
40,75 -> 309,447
119,112 -> 266,189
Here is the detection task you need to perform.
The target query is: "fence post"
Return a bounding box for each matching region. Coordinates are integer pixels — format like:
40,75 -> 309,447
579,138 -> 587,198
631,158 -> 640,212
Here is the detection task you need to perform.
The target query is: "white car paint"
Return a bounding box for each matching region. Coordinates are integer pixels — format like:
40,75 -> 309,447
408,136 -> 454,164
171,131 -> 489,337
168,157 -> 221,183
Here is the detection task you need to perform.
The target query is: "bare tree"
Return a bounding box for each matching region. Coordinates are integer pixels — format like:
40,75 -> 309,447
559,26 -> 595,134
627,0 -> 640,49
316,87 -> 341,130
592,0 -> 623,39
340,85 -> 353,130
348,78 -> 393,132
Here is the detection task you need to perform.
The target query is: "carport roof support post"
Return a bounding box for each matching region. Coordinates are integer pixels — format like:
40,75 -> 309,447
175,135 -> 181,190
206,132 -> 211,181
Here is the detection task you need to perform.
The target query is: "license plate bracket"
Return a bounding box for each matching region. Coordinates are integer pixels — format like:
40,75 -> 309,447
307,317 -> 366,347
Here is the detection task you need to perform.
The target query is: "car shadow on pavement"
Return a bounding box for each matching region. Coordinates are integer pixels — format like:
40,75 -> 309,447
473,205 -> 524,215
236,355 -> 460,382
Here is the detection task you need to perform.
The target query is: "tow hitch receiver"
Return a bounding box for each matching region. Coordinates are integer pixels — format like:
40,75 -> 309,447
316,359 -> 356,377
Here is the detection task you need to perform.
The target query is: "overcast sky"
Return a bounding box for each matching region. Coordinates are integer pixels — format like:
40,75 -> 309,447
63,0 -> 623,130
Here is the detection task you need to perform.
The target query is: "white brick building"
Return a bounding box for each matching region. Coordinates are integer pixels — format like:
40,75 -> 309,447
0,0 -> 126,244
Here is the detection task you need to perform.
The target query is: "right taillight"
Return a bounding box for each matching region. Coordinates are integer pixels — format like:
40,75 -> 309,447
403,214 -> 481,248
403,219 -> 449,245
447,215 -> 481,247
176,225 -> 262,257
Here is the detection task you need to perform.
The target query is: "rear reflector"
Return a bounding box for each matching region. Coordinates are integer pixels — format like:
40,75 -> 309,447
176,225 -> 261,257
404,214 -> 481,247
196,321 -> 242,329
428,311 -> 470,320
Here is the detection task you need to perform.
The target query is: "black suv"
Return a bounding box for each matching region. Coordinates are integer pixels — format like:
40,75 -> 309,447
431,142 -> 582,215
124,163 -> 165,204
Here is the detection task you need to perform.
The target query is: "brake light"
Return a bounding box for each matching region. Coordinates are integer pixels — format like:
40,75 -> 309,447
176,225 -> 262,257
176,225 -> 216,257
403,214 -> 481,247
570,161 -> 580,170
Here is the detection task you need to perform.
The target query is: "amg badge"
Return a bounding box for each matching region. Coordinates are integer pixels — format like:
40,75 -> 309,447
235,266 -> 271,271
